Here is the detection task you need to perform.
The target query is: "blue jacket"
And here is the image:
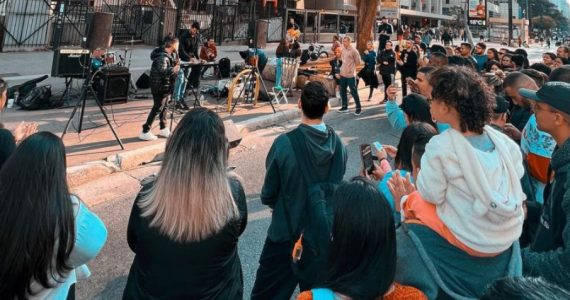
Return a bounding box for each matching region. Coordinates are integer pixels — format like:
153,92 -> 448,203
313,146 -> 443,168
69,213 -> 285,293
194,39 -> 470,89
362,51 -> 377,71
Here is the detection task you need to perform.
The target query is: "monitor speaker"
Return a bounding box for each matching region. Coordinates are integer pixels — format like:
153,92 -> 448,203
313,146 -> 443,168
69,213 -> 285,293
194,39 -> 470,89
86,12 -> 114,50
95,68 -> 130,104
51,48 -> 90,78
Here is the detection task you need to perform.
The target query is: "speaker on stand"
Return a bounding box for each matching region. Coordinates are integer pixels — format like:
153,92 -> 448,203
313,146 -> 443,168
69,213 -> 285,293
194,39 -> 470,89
62,12 -> 125,150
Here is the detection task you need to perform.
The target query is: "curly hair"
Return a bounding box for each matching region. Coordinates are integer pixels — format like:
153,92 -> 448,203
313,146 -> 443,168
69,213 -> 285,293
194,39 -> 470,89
429,66 -> 494,134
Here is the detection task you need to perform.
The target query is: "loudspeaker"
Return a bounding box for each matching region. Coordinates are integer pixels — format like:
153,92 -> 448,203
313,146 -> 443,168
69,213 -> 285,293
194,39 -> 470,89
223,120 -> 242,149
136,70 -> 150,89
95,68 -> 130,104
51,48 -> 90,78
86,12 -> 114,50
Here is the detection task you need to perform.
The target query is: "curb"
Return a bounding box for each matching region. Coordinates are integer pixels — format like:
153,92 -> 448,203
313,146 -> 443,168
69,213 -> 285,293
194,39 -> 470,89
67,108 -> 300,189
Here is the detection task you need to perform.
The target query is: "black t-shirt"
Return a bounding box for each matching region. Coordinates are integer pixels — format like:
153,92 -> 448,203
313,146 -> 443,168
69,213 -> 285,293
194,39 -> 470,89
378,23 -> 393,40
123,176 -> 248,299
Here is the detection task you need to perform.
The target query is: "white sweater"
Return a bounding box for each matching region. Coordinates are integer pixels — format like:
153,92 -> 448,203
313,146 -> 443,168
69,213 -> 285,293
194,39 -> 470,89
416,125 -> 525,254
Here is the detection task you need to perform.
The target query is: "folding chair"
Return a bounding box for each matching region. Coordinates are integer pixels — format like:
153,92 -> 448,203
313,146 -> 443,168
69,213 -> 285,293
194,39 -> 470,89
268,57 -> 298,105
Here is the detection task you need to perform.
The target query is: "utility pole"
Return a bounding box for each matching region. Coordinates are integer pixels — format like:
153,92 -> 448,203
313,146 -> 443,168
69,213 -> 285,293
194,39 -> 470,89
508,0 -> 513,46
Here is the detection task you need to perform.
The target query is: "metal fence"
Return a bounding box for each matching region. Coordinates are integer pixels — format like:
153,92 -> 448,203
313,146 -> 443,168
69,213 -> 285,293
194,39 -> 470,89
0,0 -> 263,52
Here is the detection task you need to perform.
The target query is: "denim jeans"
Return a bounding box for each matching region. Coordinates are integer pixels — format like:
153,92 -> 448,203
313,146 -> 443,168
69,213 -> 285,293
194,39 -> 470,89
339,76 -> 361,110
172,67 -> 189,103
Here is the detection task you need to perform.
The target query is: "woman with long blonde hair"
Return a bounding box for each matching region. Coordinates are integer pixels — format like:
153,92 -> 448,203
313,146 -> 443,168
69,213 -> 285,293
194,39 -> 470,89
123,107 -> 247,299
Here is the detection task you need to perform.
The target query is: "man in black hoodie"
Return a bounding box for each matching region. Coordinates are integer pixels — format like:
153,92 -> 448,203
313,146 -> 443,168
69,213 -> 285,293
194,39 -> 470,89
139,36 -> 179,141
173,21 -> 201,110
519,82 -> 570,290
251,82 -> 347,300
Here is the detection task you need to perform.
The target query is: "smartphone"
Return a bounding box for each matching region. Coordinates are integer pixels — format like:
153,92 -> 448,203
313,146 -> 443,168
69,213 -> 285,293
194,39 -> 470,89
373,142 -> 383,152
390,74 -> 397,88
360,144 -> 375,175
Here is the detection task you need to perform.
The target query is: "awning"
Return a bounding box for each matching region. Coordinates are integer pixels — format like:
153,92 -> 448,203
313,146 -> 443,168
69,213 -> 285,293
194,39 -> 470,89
400,9 -> 455,20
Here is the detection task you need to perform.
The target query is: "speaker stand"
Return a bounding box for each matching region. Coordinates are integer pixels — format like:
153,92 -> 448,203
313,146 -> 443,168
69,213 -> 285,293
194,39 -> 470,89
62,74 -> 125,150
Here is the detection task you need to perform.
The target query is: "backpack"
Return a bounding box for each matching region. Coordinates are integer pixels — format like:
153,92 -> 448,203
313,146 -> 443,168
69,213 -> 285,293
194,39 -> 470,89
218,57 -> 231,78
284,127 -> 345,287
300,49 -> 311,65
18,86 -> 60,110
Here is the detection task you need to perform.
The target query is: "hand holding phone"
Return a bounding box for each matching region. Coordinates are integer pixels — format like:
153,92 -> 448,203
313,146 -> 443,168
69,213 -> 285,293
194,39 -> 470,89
360,144 -> 375,175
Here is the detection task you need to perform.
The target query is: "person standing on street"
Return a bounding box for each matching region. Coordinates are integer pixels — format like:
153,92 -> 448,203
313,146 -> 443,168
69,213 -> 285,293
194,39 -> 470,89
378,16 -> 393,52
251,82 -> 347,300
173,22 -> 201,110
397,40 -> 418,96
519,82 -> 570,291
139,36 -> 179,141
338,36 -> 363,115
473,42 -> 488,72
358,41 -> 379,101
378,40 -> 396,103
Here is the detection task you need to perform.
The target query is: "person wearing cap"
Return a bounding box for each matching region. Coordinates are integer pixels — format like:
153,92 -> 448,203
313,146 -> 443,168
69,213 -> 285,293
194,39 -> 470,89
488,95 -> 509,132
377,16 -> 393,52
519,81 -> 570,291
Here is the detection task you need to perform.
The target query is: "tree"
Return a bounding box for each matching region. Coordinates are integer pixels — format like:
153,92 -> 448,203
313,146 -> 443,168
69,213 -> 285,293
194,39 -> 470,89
355,0 -> 380,53
532,15 -> 557,32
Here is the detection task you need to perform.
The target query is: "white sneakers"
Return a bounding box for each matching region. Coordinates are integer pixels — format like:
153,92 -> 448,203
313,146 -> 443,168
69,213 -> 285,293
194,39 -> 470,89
158,128 -> 171,138
139,131 -> 158,141
139,128 -> 170,141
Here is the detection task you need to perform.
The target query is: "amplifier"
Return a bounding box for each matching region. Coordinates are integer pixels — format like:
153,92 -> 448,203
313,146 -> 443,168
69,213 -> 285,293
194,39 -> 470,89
94,71 -> 130,105
51,48 -> 90,78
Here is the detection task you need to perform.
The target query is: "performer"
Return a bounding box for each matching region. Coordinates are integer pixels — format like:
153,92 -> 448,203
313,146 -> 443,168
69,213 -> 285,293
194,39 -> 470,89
200,37 -> 218,78
173,21 -> 201,110
139,36 -> 179,141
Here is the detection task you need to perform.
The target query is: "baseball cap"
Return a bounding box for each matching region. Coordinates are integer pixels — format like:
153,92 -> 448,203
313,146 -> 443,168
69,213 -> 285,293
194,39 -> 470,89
493,95 -> 509,114
519,82 -> 570,114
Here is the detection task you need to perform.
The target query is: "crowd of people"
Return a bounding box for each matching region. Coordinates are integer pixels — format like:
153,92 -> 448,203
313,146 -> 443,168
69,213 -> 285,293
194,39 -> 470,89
5,25 -> 570,300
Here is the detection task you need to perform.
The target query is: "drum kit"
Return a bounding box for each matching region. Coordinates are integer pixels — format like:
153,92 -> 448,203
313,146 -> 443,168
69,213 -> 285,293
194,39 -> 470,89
90,40 -> 138,94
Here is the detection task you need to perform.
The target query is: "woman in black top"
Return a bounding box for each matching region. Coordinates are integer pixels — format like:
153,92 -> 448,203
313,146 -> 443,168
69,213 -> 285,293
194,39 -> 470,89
123,108 -> 248,299
397,40 -> 418,96
378,41 -> 396,102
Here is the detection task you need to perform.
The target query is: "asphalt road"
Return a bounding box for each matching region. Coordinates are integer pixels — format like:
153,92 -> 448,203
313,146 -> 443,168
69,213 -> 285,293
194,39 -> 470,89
75,102 -> 402,300
73,43 -> 550,299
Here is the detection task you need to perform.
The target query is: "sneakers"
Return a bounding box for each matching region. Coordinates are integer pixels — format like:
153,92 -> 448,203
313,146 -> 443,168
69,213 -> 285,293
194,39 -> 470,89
176,102 -> 190,111
158,128 -> 171,138
354,108 -> 362,116
139,131 -> 158,141
338,107 -> 349,113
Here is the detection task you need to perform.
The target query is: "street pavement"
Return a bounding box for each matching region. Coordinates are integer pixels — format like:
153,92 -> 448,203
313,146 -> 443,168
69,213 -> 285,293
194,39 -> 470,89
74,95 -> 401,299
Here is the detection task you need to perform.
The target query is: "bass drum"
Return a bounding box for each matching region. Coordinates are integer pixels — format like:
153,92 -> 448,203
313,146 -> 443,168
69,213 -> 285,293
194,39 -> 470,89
91,58 -> 104,72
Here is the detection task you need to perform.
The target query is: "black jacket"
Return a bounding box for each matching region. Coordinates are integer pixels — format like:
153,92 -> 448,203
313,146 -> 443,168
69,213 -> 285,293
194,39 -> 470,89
378,49 -> 396,75
123,176 -> 248,299
400,50 -> 418,77
261,124 -> 347,242
330,59 -> 342,79
179,31 -> 201,61
523,139 -> 570,290
149,47 -> 176,95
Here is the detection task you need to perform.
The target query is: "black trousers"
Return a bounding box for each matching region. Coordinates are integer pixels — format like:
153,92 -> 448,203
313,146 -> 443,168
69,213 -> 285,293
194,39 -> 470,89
142,93 -> 168,133
251,238 -> 310,300
401,72 -> 417,96
381,74 -> 392,100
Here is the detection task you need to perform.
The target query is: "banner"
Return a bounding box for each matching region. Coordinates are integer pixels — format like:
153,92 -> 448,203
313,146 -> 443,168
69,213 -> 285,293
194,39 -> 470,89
380,0 -> 399,19
468,0 -> 486,26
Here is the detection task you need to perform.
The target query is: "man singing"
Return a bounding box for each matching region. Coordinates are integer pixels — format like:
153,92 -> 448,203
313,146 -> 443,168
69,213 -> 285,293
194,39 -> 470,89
139,36 -> 179,141
173,21 -> 201,110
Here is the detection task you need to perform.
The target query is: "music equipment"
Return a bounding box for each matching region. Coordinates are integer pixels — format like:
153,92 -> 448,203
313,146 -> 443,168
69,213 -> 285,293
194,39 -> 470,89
86,12 -> 114,50
94,66 -> 130,104
51,48 -> 90,78
136,70 -> 151,89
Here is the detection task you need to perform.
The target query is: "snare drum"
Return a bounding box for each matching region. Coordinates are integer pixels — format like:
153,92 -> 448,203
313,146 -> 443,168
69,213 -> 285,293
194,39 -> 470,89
104,52 -> 116,65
